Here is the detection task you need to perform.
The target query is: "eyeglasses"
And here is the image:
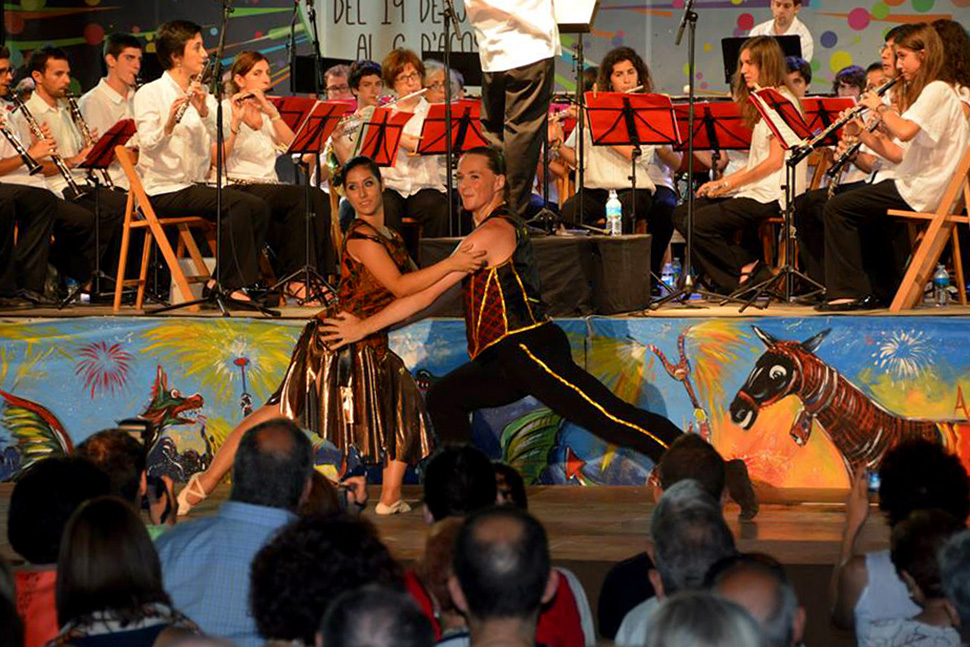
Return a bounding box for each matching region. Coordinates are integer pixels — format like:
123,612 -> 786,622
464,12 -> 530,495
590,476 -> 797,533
396,71 -> 421,84
424,81 -> 445,91
327,83 -> 349,94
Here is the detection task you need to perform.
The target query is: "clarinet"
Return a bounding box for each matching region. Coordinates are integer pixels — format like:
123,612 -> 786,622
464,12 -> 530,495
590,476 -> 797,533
0,119 -> 42,176
10,92 -> 87,200
65,92 -> 114,189
173,57 -> 213,126
826,119 -> 881,198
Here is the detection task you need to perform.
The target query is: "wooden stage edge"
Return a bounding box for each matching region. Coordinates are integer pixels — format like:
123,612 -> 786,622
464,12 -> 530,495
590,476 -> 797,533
2,302 -> 970,319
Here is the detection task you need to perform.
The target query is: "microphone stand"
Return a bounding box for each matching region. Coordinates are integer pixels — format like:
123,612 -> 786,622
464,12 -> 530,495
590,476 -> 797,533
442,0 -> 460,236
153,0 -> 278,317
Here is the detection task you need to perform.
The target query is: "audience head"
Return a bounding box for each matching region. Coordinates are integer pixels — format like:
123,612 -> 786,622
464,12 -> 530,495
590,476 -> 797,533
650,480 -> 737,597
878,440 -> 970,527
325,63 -> 353,100
341,156 -> 384,218
422,444 -> 497,523
56,496 -> 170,628
251,513 -> 402,645
833,64 -> 866,97
318,584 -> 434,647
230,418 -> 313,512
891,508 -> 965,605
299,469 -> 343,517
156,20 -> 205,73
645,591 -> 763,647
76,429 -> 146,505
657,434 -> 726,500
8,456 -> 110,565
0,556 -> 22,647
494,462 -> 528,509
932,19 -> 970,90
598,47 -> 652,93
785,56 -> 812,98
940,530 -> 970,635
708,553 -> 804,647
349,59 -> 383,107
103,33 -> 142,86
452,506 -> 555,623
417,517 -> 465,622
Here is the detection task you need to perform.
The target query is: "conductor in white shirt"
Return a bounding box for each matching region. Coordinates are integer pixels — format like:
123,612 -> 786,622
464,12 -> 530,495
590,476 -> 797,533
748,0 -> 814,63
464,0 -> 561,218
78,32 -> 142,191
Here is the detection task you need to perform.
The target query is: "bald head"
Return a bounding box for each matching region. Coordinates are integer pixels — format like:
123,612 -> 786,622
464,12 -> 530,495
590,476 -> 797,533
231,418 -> 313,511
711,558 -> 803,647
452,507 -> 551,620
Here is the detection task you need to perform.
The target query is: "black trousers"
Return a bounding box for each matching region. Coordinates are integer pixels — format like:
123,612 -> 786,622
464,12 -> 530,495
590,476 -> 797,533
0,184 -> 57,294
647,186 -> 679,279
152,185 -> 270,290
823,179 -> 911,300
561,187 -> 653,234
229,183 -> 334,277
672,196 -> 780,293
425,323 -> 683,463
794,182 -> 865,287
481,58 -> 555,218
383,188 -> 450,239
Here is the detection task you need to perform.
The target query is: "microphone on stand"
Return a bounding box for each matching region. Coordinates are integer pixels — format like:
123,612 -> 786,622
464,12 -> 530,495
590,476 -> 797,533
675,0 -> 695,46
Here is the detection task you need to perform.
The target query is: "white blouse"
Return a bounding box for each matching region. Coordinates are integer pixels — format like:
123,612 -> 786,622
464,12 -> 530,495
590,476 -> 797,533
735,86 -> 807,206
564,124 -> 656,193
134,71 -> 218,196
221,99 -> 279,183
381,98 -> 446,197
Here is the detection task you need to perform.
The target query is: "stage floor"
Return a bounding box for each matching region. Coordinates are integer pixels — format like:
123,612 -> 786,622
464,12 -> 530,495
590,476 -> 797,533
0,484 -> 869,646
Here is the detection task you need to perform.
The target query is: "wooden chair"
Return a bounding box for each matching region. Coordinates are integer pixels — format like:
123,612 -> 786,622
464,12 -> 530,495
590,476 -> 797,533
113,146 -> 215,313
888,145 -> 970,311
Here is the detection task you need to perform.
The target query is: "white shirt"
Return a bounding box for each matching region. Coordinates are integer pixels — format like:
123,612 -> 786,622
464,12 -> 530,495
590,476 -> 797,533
79,78 -> 137,189
735,87 -> 807,206
134,71 -> 218,196
894,81 -> 970,213
221,99 -> 279,183
647,147 -> 677,192
749,15 -> 814,62
856,550 -> 921,643
465,0 -> 561,72
861,618 -> 960,647
614,596 -> 660,647
0,106 -> 48,190
381,98 -> 446,197
564,123 -> 656,192
24,93 -> 88,195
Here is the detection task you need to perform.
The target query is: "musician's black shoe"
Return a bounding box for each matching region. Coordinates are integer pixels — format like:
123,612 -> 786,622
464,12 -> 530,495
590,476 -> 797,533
815,295 -> 882,312
725,458 -> 759,521
17,289 -> 57,306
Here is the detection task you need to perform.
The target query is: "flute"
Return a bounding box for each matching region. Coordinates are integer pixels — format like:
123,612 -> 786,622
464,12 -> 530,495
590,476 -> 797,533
798,76 -> 900,153
10,91 -> 87,199
173,56 -> 213,125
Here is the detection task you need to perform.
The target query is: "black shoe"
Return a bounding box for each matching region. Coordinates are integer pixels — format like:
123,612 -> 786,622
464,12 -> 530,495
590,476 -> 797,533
16,289 -> 57,306
725,458 -> 759,521
815,295 -> 882,312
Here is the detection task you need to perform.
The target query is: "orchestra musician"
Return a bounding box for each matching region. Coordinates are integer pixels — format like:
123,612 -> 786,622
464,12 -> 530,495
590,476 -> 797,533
556,47 -> 680,282
324,63 -> 353,101
0,45 -> 58,307
220,51 -> 335,294
672,36 -> 807,295
17,46 -> 128,284
78,32 -> 142,190
133,20 -> 272,303
818,23 -> 970,311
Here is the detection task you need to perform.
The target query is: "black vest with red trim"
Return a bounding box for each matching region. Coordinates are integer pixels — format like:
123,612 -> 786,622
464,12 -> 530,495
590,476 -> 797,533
462,207 -> 549,359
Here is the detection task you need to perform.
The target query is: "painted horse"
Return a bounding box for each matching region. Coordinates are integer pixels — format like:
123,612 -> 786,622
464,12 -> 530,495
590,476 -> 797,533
730,327 -> 960,474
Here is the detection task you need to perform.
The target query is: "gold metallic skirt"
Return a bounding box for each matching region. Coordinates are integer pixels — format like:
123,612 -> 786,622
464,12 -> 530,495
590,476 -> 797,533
268,320 -> 434,466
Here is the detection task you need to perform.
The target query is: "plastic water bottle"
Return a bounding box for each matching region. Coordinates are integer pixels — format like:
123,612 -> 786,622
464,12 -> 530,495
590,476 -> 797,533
934,264 -> 950,307
671,258 -> 682,286
606,190 -> 622,236
661,263 -> 675,289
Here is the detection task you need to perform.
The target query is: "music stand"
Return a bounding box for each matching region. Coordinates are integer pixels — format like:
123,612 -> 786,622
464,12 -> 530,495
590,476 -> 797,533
801,96 -> 855,145
586,92 -> 680,234
61,119 -> 137,308
357,107 -> 413,167
673,101 -> 751,177
271,100 -> 350,305
728,88 -> 823,310
417,100 -> 489,156
270,96 -> 320,132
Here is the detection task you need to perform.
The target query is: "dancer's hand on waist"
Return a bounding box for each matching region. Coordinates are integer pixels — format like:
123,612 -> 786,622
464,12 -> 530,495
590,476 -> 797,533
319,311 -> 366,350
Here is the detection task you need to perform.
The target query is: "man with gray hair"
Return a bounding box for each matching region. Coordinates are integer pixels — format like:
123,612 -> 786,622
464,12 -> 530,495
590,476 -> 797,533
940,529 -> 970,644
156,418 -> 314,647
709,554 -> 806,647
614,480 -> 738,646
317,584 -> 434,647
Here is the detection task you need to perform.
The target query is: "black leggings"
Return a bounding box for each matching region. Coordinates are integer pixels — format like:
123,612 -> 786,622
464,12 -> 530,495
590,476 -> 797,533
426,322 -> 682,463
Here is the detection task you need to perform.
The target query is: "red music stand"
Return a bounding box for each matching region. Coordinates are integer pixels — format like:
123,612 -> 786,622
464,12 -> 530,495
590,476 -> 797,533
584,92 -> 682,235
750,88 -> 813,149
417,99 -> 489,156
285,101 -> 351,158
673,101 -> 751,179
270,96 -> 319,133
802,96 -> 855,146
358,107 -> 413,167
